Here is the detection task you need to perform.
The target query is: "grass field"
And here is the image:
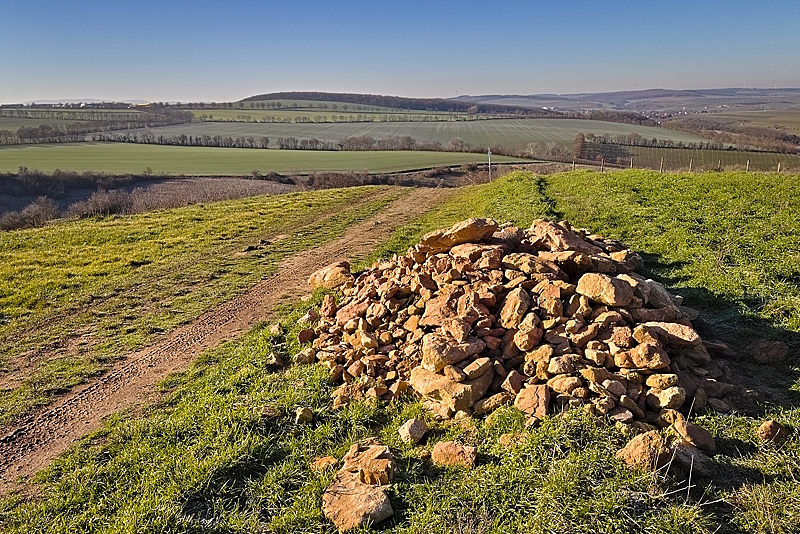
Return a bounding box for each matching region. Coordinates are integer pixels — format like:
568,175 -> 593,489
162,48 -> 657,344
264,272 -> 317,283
0,186 -> 403,426
130,118 -> 708,152
703,109 -> 800,134
0,117 -> 79,130
2,170 -> 799,532
591,145 -> 800,171
0,143 -> 519,175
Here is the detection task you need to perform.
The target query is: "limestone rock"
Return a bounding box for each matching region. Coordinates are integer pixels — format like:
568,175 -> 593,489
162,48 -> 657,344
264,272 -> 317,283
431,441 -> 477,469
341,442 -> 396,485
758,419 -> 788,444
309,261 -> 354,290
576,273 -> 634,307
514,385 -> 550,417
399,418 -> 428,444
322,471 -> 393,531
673,420 -> 716,453
616,430 -> 670,471
747,340 -> 789,365
419,218 -> 499,254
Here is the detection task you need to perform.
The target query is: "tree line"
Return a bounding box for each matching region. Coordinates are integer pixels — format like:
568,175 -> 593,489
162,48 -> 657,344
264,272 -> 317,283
240,91 -> 559,117
0,109 -> 194,145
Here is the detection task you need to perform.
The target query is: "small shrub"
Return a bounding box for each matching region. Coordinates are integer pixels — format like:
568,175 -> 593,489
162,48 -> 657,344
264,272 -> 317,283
0,196 -> 60,231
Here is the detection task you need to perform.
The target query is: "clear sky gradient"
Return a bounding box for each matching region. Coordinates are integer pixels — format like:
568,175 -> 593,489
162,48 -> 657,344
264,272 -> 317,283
1,0 -> 798,104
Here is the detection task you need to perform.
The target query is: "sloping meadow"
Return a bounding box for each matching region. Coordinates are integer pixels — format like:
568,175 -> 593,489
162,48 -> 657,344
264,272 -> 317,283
2,170 -> 799,533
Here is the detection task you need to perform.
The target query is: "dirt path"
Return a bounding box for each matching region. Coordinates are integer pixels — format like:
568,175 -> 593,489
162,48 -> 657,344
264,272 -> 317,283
0,186 -> 450,494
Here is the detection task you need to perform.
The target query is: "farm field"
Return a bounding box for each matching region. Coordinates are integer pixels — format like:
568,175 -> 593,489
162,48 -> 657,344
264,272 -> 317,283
0,117 -> 78,130
133,118 -> 708,151
182,107 -> 472,123
703,108 -> 800,134
589,145 -> 800,171
0,143 -> 520,175
1,170 -> 799,532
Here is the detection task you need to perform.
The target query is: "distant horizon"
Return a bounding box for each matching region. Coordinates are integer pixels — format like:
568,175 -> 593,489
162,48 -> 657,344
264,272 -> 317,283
6,86 -> 800,107
2,1 -> 798,105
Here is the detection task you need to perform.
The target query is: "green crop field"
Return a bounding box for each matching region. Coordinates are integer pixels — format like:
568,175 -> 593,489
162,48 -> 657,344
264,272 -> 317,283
0,143 -> 519,175
0,117 -> 78,130
182,107 -> 467,123
594,145 -> 800,171
2,170 -> 799,533
134,118 -> 708,152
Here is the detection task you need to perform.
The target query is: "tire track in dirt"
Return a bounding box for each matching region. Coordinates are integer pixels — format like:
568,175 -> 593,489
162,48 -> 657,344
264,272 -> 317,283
0,186 -> 451,494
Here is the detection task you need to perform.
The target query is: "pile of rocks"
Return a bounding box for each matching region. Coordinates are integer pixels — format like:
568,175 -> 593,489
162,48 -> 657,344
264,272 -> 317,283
299,217 -> 736,428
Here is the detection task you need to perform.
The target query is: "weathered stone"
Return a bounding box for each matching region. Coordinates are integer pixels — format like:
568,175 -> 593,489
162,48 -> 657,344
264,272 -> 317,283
646,386 -> 686,411
473,391 -> 515,415
419,218 -> 499,254
298,328 -> 316,344
707,397 -> 732,413
616,343 -> 671,370
645,373 -> 678,389
398,418 -> 428,444
341,442 -> 396,485
673,420 -> 716,453
547,375 -> 583,395
671,441 -> 713,477
421,332 -> 467,372
502,253 -> 564,278
309,261 -> 354,290
499,287 -> 531,328
615,430 -> 670,471
295,407 -> 313,424
514,325 -> 544,351
502,370 -> 524,394
409,366 -> 493,412
608,407 -> 634,424
758,420 -> 788,444
336,299 -> 370,326
576,273 -> 635,307
294,347 -> 317,364
530,219 -> 603,254
323,471 -> 393,531
514,385 -> 550,417
431,441 -> 478,469
320,294 -> 337,318
642,322 -> 702,347
747,340 -> 789,365
462,357 -> 492,379
547,355 -> 575,375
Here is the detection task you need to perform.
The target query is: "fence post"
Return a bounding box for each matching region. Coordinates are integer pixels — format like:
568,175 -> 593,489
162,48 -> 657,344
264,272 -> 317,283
689,158 -> 693,172
572,159 -> 575,171
601,158 -> 604,172
746,160 -> 750,172
630,157 -> 633,169
718,159 -> 721,171
778,162 -> 781,173
659,158 -> 664,173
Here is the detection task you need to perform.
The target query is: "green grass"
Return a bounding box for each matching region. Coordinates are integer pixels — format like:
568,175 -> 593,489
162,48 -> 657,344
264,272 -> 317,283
2,170 -> 800,533
123,118 -> 708,153
0,143 -> 519,175
0,186 -> 406,425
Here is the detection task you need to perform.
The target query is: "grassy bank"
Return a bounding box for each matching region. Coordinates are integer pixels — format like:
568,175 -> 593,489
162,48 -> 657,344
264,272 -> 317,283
2,170 -> 799,533
0,186 -> 405,425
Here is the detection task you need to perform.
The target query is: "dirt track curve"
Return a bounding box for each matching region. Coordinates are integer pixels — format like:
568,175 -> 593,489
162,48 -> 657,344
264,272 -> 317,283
0,187 -> 450,494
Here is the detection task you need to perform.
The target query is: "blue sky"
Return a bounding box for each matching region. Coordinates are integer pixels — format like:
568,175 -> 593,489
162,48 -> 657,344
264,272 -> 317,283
1,0 -> 798,103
